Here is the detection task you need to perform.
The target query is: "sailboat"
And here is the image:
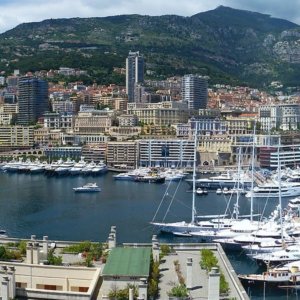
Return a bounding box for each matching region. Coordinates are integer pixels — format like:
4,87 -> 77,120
150,122 -> 242,234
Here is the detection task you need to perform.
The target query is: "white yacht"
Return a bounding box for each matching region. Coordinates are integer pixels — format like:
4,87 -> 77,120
186,171 -> 252,189
91,162 -> 107,174
73,183 -> 101,192
69,158 -> 86,175
3,158 -> 23,172
55,158 -> 74,175
18,159 -> 32,172
216,216 -> 286,250
242,239 -> 299,256
113,172 -> 136,181
113,167 -> 151,181
252,244 -> 300,266
160,169 -> 187,181
190,219 -> 260,242
246,180 -> 300,198
45,158 -> 64,172
81,161 -> 97,175
30,160 -> 46,173
288,197 -> 300,210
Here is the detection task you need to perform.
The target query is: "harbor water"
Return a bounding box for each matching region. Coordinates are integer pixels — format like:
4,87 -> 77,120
0,171 -> 298,299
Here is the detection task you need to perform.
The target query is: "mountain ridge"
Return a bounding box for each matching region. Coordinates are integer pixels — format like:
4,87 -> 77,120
0,6 -> 300,87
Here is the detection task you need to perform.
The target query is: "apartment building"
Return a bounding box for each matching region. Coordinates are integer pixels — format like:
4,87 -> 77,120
182,74 -> 208,110
106,142 -> 137,169
126,51 -> 144,102
74,112 -> 112,135
138,139 -> 195,168
43,113 -> 74,132
259,103 -> 300,132
81,143 -> 107,162
17,76 -> 49,125
117,114 -> 138,126
127,101 -> 189,126
52,100 -> 75,113
34,128 -> 50,146
0,126 -> 34,151
0,103 -> 18,125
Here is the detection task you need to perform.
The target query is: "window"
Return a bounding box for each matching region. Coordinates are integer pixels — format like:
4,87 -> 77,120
16,282 -> 27,288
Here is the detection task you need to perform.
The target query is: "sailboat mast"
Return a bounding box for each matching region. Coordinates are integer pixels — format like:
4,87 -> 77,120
250,123 -> 256,222
277,137 -> 284,241
234,147 -> 242,219
191,122 -> 197,224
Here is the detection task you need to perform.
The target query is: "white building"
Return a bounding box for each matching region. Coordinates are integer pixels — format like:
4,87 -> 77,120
182,74 -> 208,110
259,103 -> 300,132
138,139 -> 195,167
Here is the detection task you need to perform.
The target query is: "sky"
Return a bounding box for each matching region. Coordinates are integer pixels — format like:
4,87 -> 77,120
0,0 -> 299,33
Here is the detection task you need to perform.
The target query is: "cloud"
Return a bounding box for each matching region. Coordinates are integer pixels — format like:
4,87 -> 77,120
0,0 -> 299,33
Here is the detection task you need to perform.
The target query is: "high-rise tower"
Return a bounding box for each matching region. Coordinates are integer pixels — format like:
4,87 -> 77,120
126,51 -> 144,102
17,76 -> 49,125
182,74 -> 208,110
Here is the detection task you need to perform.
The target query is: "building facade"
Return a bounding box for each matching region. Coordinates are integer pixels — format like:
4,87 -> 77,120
127,101 -> 189,126
182,74 -> 208,110
106,142 -> 137,169
17,76 -> 49,125
0,126 -> 34,151
138,139 -> 195,167
259,103 -> 300,132
126,51 -> 144,102
74,112 -> 112,135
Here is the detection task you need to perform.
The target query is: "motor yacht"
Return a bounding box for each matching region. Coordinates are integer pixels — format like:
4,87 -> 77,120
252,244 -> 300,266
186,171 -> 252,189
91,162 -> 107,174
69,157 -> 86,175
55,158 -> 74,175
81,161 -> 97,175
73,183 -> 101,192
246,180 -> 300,198
238,260 -> 300,287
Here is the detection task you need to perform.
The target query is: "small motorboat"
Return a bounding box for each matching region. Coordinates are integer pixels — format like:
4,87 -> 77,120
216,188 -> 222,195
196,188 -> 204,195
173,231 -> 192,237
73,183 -> 101,192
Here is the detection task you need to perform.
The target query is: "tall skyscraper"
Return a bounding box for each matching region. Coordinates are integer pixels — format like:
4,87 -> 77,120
126,51 -> 144,102
182,74 -> 208,110
17,76 -> 49,125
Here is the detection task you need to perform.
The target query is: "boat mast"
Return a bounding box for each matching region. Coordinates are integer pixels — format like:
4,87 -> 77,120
233,147 -> 241,219
277,137 -> 284,242
250,122 -> 256,222
191,122 -> 197,224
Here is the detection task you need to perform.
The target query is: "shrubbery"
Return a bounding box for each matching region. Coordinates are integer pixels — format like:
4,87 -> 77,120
108,284 -> 137,300
167,284 -> 189,298
200,249 -> 230,295
0,245 -> 22,260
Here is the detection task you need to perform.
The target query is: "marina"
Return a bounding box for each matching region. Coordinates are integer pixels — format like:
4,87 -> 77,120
0,170 -> 298,299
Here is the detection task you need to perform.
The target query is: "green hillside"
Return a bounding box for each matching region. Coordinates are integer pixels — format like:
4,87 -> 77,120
0,6 -> 300,87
